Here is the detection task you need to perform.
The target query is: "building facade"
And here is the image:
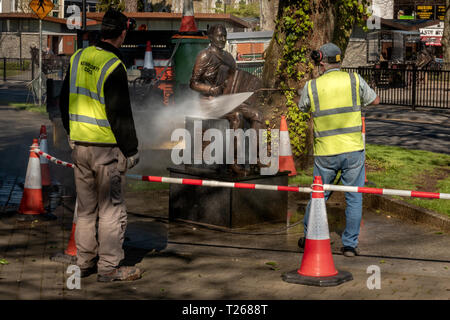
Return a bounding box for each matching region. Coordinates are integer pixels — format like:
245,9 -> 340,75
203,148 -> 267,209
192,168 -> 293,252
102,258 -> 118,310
342,0 -> 445,67
0,13 -> 77,58
393,0 -> 446,20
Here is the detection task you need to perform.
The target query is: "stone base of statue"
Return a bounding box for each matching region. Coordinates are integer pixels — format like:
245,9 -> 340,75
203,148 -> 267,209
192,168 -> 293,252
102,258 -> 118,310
168,165 -> 288,228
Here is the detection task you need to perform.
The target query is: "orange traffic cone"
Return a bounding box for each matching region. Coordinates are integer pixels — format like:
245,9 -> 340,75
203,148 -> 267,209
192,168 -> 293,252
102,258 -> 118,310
143,41 -> 155,70
142,41 -> 156,79
282,176 -> 353,286
50,199 -> 77,264
65,199 -> 77,256
18,139 -> 45,215
279,115 -> 297,176
179,0 -> 198,32
39,125 -> 51,187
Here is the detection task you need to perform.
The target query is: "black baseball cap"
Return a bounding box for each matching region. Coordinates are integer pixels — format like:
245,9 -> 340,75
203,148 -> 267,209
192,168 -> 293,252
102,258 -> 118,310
101,8 -> 129,32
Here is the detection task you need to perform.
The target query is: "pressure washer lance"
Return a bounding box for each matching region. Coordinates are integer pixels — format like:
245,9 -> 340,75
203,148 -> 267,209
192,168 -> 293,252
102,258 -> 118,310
254,88 -> 298,92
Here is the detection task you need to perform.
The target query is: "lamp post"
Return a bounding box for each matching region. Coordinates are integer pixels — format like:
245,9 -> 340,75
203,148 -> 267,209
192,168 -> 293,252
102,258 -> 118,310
82,0 -> 86,31
39,18 -> 42,106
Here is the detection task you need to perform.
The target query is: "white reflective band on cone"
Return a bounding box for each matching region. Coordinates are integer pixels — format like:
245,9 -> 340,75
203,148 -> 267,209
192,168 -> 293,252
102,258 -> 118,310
24,156 -> 42,189
183,0 -> 194,16
144,51 -> 154,69
39,139 -> 49,164
279,131 -> 292,156
73,198 -> 78,221
306,197 -> 330,240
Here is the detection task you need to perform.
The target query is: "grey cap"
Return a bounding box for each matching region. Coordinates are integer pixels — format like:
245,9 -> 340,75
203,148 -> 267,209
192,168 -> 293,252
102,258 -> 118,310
319,43 -> 342,63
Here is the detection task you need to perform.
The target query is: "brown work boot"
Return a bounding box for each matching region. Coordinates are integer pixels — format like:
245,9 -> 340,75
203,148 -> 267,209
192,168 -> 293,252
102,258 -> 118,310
97,266 -> 143,282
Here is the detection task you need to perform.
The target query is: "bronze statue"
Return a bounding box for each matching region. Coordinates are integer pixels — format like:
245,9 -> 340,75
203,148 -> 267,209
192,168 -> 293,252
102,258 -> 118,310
190,24 -> 264,175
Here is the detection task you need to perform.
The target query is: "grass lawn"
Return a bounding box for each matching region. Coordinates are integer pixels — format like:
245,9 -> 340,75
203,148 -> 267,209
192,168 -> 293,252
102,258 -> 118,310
126,180 -> 170,192
289,144 -> 450,217
8,102 -> 47,114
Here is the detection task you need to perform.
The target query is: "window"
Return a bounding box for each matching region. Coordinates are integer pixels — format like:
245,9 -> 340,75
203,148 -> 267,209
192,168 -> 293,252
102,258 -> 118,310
21,20 -> 30,32
8,19 -> 19,32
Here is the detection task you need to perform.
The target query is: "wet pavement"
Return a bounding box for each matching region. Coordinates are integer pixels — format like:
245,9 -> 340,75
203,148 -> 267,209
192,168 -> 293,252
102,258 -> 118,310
0,192 -> 449,300
0,103 -> 449,301
364,104 -> 450,154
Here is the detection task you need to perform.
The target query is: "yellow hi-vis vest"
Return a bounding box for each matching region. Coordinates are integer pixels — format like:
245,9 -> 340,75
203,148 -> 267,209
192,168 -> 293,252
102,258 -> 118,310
68,46 -> 125,144
307,70 -> 364,156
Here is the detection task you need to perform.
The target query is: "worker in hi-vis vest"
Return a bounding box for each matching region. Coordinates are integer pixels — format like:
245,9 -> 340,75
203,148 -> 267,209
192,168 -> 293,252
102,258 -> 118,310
297,43 -> 380,258
59,9 -> 142,282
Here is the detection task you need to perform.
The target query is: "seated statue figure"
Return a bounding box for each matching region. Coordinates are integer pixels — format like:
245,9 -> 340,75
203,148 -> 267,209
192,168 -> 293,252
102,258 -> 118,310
190,24 -> 264,175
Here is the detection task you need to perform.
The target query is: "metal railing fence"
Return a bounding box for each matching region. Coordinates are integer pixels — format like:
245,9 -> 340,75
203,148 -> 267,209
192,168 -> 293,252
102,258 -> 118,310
0,57 -> 70,82
343,67 -> 450,109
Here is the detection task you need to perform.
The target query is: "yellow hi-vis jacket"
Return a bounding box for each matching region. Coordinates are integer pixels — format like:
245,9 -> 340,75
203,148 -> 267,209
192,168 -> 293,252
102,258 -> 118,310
307,70 -> 364,156
68,46 -> 125,144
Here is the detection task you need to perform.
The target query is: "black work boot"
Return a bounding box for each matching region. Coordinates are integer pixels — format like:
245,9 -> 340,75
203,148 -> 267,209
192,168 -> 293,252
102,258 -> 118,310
97,266 -> 143,282
341,246 -> 360,257
298,237 -> 306,249
80,265 -> 97,278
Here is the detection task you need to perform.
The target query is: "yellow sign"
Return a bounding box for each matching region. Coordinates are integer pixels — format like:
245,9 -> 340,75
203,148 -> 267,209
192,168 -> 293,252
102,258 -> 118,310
437,5 -> 446,21
416,5 -> 434,20
29,0 -> 54,20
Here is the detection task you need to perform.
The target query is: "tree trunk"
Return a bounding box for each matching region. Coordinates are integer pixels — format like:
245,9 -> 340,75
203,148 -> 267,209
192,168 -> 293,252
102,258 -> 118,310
263,0 -> 336,90
261,0 -> 366,169
124,0 -> 138,12
259,0 -> 279,31
442,1 -> 450,70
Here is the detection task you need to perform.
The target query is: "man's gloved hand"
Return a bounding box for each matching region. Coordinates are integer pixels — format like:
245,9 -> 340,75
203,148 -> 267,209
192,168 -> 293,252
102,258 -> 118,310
127,152 -> 140,169
209,85 -> 223,97
67,135 -> 75,150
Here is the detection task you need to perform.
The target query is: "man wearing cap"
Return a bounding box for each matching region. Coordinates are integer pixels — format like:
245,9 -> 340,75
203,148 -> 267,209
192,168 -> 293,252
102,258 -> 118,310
59,9 -> 142,281
297,43 -> 380,257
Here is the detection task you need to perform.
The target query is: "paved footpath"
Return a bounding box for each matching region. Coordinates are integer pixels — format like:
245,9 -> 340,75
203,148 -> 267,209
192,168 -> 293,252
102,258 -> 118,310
0,104 -> 449,302
0,195 -> 449,300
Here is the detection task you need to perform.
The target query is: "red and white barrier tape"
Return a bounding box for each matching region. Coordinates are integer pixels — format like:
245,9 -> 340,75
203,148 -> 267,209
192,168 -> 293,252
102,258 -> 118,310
32,148 -> 450,200
34,148 -> 74,169
323,185 -> 449,200
128,174 -> 312,193
128,174 -> 450,200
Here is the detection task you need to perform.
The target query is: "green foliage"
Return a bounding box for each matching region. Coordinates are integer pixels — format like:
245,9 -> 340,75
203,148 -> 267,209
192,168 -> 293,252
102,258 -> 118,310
215,1 -> 260,18
97,0 -> 125,12
137,0 -> 144,12
274,2 -> 313,157
333,0 -> 370,49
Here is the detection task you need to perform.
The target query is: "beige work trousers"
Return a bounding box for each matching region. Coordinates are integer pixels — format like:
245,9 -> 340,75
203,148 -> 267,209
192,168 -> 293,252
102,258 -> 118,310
72,144 -> 128,274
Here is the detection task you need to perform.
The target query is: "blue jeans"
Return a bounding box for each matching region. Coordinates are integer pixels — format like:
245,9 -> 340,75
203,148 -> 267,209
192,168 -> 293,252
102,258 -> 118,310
303,150 -> 365,248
